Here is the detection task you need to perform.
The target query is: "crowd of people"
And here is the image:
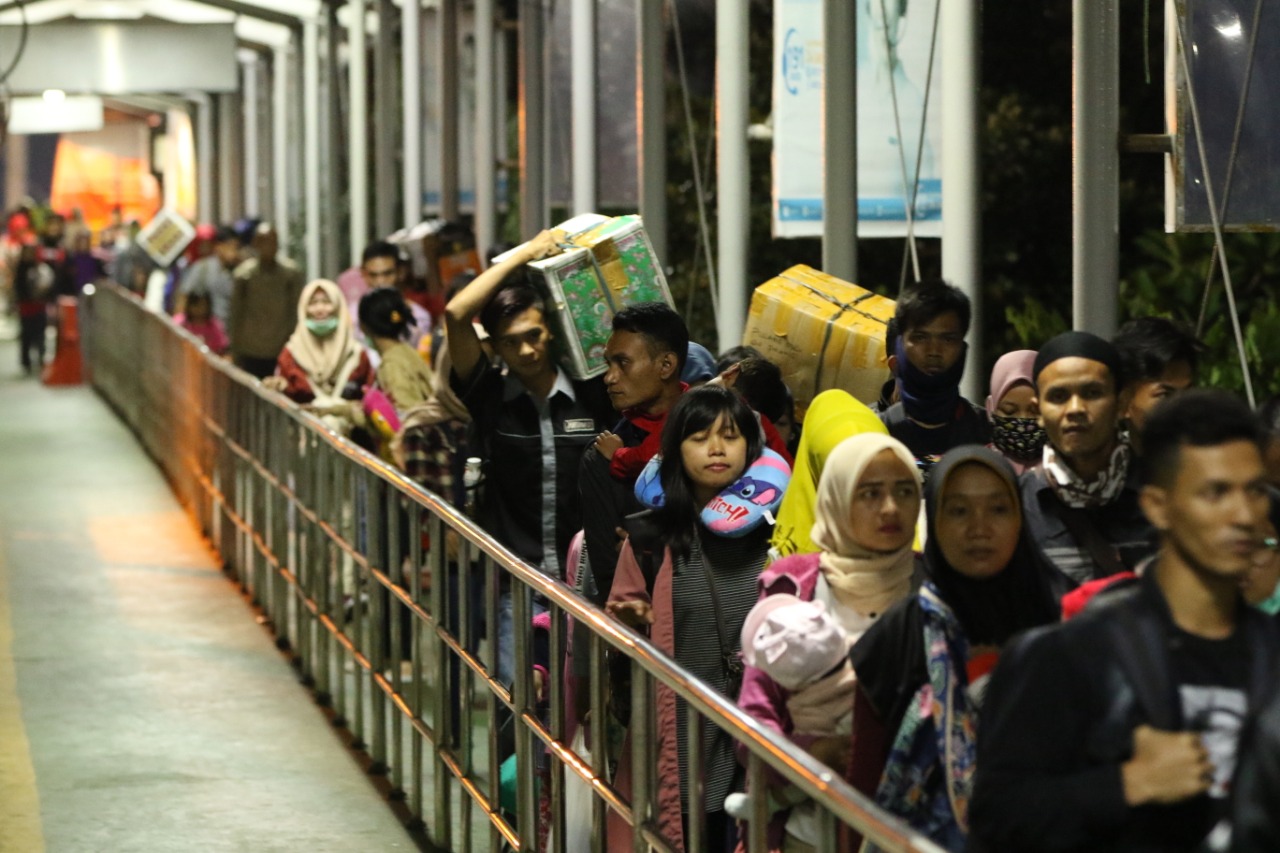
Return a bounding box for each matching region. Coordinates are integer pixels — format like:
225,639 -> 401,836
12,204 -> 1280,852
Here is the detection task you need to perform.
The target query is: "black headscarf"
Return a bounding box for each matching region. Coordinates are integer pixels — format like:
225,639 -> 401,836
922,445 -> 1059,646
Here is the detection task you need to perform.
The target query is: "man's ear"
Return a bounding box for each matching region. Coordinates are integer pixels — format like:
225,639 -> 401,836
659,351 -> 678,381
1139,483 -> 1170,532
886,354 -> 899,376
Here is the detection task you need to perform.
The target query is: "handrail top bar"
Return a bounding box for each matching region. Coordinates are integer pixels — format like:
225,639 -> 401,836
94,283 -> 946,852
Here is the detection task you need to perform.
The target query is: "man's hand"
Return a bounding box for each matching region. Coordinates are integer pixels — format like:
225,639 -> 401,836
606,599 -> 654,629
595,431 -> 623,460
261,375 -> 287,392
523,229 -> 563,262
1121,724 -> 1213,806
807,735 -> 852,771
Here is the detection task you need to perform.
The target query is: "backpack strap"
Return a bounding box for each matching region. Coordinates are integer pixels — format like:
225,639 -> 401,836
621,509 -> 665,595
1055,504 -> 1129,579
1101,588 -> 1181,730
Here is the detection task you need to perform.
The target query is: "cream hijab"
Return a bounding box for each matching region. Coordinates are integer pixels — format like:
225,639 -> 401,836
285,279 -> 365,399
810,433 -> 922,617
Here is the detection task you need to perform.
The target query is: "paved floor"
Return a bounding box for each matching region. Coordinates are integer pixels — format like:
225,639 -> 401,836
0,339 -> 417,852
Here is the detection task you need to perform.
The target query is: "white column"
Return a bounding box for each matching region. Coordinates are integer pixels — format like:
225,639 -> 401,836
241,51 -> 261,217
636,0 -> 666,262
349,0 -> 370,263
303,18 -> 322,277
272,45 -> 290,233
375,0 -> 397,237
474,0 -> 496,255
440,0 -> 460,221
822,0 -> 857,282
402,0 -> 423,225
942,0 -> 982,400
190,93 -> 215,224
571,0 -> 597,215
1072,0 -> 1120,337
518,0 -> 547,237
715,0 -> 749,350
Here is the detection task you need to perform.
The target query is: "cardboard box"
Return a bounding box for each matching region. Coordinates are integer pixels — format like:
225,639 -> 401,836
743,265 -> 895,413
514,214 -> 673,380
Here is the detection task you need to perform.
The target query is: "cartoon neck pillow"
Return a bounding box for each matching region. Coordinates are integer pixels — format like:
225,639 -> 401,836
634,448 -> 792,537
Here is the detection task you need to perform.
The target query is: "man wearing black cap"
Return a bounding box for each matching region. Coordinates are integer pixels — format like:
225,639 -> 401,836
1020,330 -> 1155,588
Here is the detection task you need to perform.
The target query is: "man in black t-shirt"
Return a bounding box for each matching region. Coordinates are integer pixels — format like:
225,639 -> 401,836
970,390 -> 1280,853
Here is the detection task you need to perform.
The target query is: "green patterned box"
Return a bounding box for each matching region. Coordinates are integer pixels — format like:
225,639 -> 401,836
527,214 -> 673,379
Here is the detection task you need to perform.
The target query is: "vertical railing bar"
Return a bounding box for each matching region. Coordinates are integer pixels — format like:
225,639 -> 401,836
684,703 -> 704,853
589,632 -> 608,853
748,752 -> 768,853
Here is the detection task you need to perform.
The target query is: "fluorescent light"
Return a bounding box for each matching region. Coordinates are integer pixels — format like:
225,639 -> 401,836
43,89 -> 66,103
8,95 -> 105,134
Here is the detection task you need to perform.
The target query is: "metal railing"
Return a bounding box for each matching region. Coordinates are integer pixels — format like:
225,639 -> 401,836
87,282 -> 945,853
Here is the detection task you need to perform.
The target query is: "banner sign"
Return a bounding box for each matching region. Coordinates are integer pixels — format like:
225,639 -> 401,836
773,0 -> 943,239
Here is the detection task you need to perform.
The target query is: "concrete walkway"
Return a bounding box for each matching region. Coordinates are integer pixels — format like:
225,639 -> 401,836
0,341 -> 417,852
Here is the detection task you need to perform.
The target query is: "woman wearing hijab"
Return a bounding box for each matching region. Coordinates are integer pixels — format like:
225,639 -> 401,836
608,385 -> 790,853
738,432 -> 922,851
847,445 -> 1059,851
770,390 -> 889,561
271,279 -> 374,419
984,350 -> 1046,473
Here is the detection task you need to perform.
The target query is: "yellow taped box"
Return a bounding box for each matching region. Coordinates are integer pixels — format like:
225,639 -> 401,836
742,265 -> 895,414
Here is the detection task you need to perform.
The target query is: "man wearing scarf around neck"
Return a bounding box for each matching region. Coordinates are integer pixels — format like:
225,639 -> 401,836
879,280 -> 991,472
1019,331 -> 1155,590
970,390 -> 1280,853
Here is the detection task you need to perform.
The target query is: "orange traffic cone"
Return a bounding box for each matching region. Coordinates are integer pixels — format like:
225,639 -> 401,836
42,296 -> 83,386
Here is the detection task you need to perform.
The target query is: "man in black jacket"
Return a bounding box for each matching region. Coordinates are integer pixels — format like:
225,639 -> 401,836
970,389 -> 1280,853
1020,331 -> 1154,587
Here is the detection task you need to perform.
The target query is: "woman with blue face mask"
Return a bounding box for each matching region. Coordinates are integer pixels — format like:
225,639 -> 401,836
269,279 -> 374,425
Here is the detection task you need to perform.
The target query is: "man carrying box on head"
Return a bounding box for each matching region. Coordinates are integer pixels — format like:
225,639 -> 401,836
444,229 -> 613,687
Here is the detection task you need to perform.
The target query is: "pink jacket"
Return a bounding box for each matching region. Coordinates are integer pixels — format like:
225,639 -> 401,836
606,539 -> 686,851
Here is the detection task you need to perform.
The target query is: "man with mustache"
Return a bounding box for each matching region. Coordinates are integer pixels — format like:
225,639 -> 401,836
1019,331 -> 1154,590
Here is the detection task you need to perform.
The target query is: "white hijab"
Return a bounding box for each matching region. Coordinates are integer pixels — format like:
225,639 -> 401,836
810,433 -> 922,617
285,279 -> 365,400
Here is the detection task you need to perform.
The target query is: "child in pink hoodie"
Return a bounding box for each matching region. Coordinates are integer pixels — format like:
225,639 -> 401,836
175,290 -> 229,355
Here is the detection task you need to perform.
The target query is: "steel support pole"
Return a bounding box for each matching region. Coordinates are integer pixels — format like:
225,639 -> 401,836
518,0 -> 547,238
822,0 -> 857,282
217,92 -> 242,222
402,0 -> 422,225
440,0 -> 461,221
192,93 -> 215,224
571,0 -> 597,215
1072,0 -> 1120,336
942,0 -> 982,401
715,0 -> 749,350
637,0 -> 666,263
273,46 -> 290,231
474,0 -> 497,254
325,5 -> 343,277
241,53 -> 261,216
375,0 -> 397,236
303,18 -> 322,277
349,0 -> 370,263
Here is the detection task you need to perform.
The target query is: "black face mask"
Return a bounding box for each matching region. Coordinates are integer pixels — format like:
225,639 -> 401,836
991,415 -> 1046,461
